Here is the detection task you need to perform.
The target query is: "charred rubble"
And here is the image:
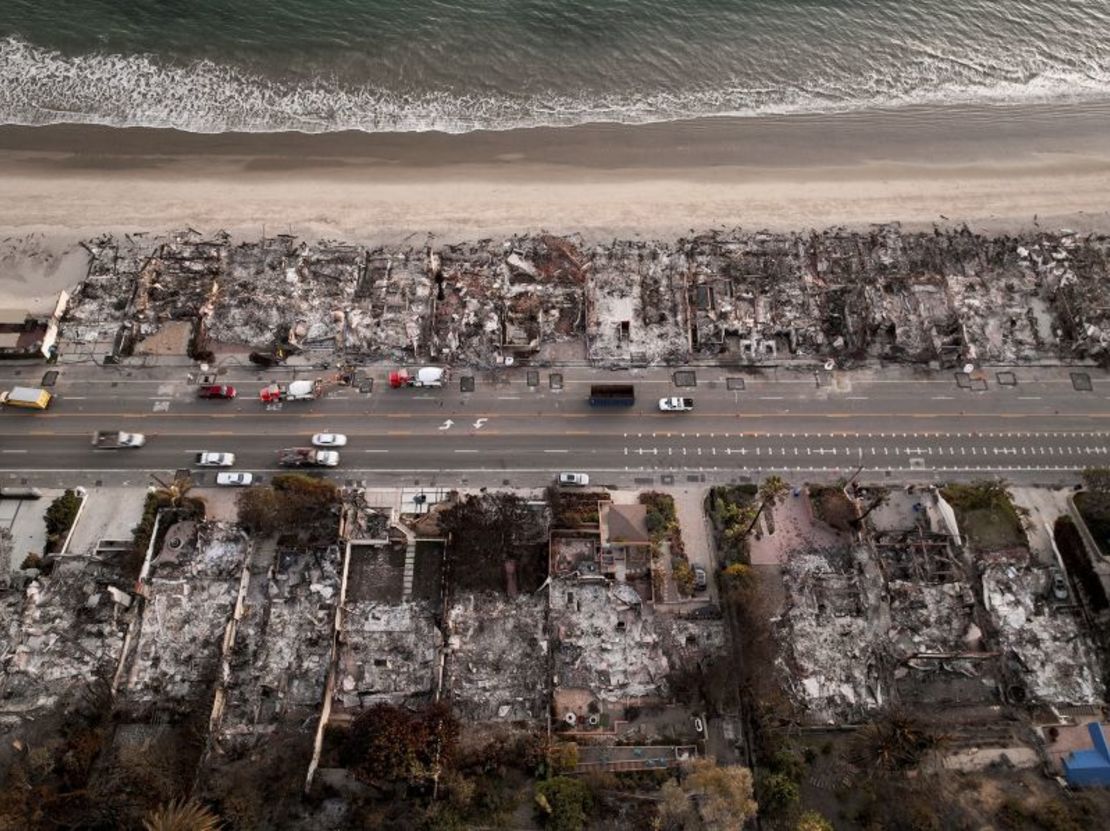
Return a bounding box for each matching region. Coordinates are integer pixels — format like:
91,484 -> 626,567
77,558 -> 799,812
62,225 -> 1110,367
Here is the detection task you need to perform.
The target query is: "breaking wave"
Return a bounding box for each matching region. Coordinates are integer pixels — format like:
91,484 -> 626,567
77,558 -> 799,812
2,35 -> 1110,134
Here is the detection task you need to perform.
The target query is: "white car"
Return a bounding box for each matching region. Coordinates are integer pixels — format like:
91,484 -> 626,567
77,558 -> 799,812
216,472 -> 254,487
316,450 -> 341,467
659,397 -> 694,412
558,472 -> 590,487
312,433 -> 348,447
195,452 -> 235,467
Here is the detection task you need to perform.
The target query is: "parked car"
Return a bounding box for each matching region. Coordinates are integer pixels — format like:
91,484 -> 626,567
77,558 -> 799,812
197,385 -> 237,399
1051,570 -> 1069,602
216,472 -> 254,487
659,397 -> 694,412
693,564 -> 708,592
558,472 -> 590,487
195,452 -> 235,467
312,433 -> 348,447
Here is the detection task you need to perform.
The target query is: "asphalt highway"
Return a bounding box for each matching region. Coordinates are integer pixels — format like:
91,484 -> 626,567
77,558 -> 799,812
2,364 -> 1108,487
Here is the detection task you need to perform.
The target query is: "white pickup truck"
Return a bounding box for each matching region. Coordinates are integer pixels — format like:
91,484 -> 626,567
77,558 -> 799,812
659,397 -> 694,412
195,452 -> 235,467
92,430 -> 146,449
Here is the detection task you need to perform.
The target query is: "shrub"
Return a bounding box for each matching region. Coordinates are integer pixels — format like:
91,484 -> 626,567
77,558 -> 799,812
672,558 -> 695,596
44,489 -> 82,552
757,772 -> 800,816
535,776 -> 592,831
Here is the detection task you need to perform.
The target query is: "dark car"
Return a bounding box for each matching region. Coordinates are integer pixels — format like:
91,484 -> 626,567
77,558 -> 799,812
197,384 -> 237,399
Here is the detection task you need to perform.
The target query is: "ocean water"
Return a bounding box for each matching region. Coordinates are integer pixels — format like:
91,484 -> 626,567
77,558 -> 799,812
0,0 -> 1108,133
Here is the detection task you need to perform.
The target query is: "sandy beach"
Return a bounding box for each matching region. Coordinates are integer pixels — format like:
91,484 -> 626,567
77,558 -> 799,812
1,101 -> 1109,308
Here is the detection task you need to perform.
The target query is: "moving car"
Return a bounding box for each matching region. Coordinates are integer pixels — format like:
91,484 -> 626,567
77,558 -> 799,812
558,472 -> 590,487
278,448 -> 340,467
197,384 -> 237,399
312,433 -> 348,447
195,452 -> 235,467
92,430 -> 146,449
216,472 -> 254,487
659,397 -> 694,412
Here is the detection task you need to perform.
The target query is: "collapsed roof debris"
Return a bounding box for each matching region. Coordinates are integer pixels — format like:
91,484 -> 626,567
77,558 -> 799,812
776,548 -> 886,722
212,543 -> 341,756
0,555 -> 133,729
550,578 -> 725,704
334,601 -> 441,711
775,486 -> 1105,724
981,554 -> 1104,706
62,225 -> 1110,367
119,522 -> 248,717
444,593 -> 548,722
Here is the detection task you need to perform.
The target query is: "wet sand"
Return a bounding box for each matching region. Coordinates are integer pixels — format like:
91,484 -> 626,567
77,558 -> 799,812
0,101 -> 1107,253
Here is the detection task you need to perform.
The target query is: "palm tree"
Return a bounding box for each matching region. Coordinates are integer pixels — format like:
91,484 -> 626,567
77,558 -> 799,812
744,475 -> 789,536
142,798 -> 221,831
149,472 -> 194,509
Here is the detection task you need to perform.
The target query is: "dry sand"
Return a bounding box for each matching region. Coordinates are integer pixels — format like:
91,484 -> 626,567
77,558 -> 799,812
0,101 -> 1109,306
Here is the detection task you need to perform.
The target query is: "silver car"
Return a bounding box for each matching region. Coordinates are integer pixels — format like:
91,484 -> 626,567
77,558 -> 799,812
216,472 -> 253,486
558,472 -> 590,486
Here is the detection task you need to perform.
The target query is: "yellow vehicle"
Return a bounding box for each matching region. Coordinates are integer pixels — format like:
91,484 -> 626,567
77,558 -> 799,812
0,387 -> 53,410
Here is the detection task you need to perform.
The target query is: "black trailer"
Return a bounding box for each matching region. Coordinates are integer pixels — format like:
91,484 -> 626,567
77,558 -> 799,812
589,384 -> 635,407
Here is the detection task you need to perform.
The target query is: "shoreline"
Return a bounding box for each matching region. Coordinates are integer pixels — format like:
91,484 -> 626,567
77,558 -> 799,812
0,102 -> 1107,253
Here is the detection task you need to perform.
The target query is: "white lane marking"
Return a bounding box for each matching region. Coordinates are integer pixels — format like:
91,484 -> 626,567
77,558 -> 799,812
846,396 -> 868,400
438,419 -> 454,430
0,449 -> 28,454
760,396 -> 784,400
932,396 -> 953,400
543,449 -> 569,454
453,449 -> 479,454
361,449 -> 390,454
1018,396 -> 1042,400
64,396 -> 87,400
498,396 -> 521,400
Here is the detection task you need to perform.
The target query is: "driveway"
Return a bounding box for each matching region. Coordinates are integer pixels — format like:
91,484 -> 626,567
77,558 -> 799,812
65,487 -> 150,555
671,486 -> 716,603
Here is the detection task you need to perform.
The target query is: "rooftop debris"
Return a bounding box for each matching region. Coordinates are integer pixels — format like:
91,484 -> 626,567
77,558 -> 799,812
981,553 -> 1103,706
550,578 -> 725,703
119,522 -> 248,717
334,600 -> 441,711
0,554 -> 132,729
211,542 -> 341,756
444,592 -> 548,722
774,487 -> 1104,724
63,225 -> 1110,367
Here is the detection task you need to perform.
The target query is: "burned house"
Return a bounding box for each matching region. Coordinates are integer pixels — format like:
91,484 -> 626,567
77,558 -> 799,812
118,522 -> 248,718
62,225 -> 1110,368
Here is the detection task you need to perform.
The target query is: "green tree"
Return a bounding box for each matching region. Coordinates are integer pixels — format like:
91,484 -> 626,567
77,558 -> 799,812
44,489 -> 83,551
757,772 -> 799,816
535,776 -> 592,831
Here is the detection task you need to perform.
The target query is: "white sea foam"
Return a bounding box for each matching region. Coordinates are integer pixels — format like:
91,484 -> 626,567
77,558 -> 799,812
1,36 -> 1110,134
